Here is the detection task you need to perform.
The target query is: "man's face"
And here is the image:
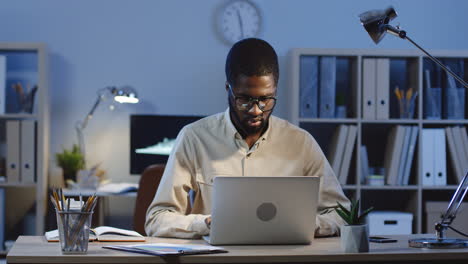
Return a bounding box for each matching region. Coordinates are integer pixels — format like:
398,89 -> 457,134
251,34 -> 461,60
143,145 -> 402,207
227,74 -> 277,136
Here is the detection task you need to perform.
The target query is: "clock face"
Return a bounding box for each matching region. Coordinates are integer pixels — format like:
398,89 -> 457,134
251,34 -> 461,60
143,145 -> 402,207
218,0 -> 262,45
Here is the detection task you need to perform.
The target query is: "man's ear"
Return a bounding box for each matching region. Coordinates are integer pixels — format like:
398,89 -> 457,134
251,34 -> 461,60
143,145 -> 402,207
225,82 -> 230,92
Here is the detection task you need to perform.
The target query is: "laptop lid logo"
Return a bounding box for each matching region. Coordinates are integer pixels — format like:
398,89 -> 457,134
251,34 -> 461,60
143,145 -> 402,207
256,203 -> 277,221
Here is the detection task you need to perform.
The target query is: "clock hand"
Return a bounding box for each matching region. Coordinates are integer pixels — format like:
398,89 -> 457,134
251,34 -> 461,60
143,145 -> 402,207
236,9 -> 244,39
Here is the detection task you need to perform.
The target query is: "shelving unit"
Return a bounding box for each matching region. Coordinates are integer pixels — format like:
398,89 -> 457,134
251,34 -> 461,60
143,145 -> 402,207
0,43 -> 49,253
289,48 -> 468,234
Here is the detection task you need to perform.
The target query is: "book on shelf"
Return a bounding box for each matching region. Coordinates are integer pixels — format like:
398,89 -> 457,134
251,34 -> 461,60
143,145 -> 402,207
362,58 -> 376,119
384,125 -> 405,185
327,125 -> 348,177
422,129 -> 447,186
6,120 -> 21,183
103,243 -> 227,256
338,125 -> 357,185
45,226 -> 145,242
396,126 -> 411,185
401,126 -> 418,185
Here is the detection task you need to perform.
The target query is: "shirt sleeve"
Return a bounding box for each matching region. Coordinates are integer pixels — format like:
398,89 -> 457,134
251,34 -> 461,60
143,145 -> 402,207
303,134 -> 351,237
145,127 -> 210,238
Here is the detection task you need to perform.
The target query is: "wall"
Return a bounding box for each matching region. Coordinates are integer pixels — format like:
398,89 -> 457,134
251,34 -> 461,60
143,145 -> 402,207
0,0 -> 467,186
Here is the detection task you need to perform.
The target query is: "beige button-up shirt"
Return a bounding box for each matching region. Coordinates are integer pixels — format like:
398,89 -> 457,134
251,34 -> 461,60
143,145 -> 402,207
145,109 -> 350,238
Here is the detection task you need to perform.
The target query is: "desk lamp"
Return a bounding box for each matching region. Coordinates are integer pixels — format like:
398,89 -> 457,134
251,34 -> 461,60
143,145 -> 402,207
359,7 -> 468,248
76,86 -> 139,165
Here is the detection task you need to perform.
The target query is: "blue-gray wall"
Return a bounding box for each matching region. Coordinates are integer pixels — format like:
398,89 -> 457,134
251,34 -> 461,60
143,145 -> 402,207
1,0 -> 467,183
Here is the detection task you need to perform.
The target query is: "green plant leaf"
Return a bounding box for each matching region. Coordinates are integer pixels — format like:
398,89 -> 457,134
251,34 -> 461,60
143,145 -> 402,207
335,208 -> 352,225
357,206 -> 374,224
336,201 -> 351,216
350,199 -> 360,224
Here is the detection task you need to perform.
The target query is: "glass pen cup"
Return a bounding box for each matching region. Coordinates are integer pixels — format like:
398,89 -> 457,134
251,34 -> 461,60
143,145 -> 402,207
56,210 -> 94,254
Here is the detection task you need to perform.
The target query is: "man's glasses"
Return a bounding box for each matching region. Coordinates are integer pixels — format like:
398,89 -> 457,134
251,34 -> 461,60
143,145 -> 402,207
228,86 -> 277,112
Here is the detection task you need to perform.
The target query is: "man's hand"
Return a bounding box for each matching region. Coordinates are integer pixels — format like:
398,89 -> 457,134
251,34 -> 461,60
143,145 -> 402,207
205,217 -> 212,229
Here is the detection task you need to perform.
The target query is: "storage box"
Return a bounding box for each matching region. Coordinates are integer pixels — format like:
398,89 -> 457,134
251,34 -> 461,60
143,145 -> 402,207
367,211 -> 413,235
426,201 -> 468,238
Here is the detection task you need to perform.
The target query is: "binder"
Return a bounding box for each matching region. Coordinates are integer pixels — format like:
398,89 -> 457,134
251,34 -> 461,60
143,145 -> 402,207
6,120 -> 21,183
362,58 -> 376,119
453,126 -> 468,177
384,126 -> 405,185
376,58 -> 390,119
319,56 -> 336,118
433,129 -> 447,186
299,56 -> 318,118
21,120 -> 36,183
339,125 -> 357,184
445,127 -> 463,183
0,55 -> 5,114
327,125 -> 348,176
397,126 -> 411,185
421,129 -> 434,186
401,126 -> 418,185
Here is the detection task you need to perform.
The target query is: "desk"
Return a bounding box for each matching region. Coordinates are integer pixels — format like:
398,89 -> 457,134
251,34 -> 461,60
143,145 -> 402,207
7,235 -> 468,263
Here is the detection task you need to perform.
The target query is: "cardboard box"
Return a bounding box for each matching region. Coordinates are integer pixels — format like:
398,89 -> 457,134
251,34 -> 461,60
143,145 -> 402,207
425,201 -> 468,238
367,211 -> 413,235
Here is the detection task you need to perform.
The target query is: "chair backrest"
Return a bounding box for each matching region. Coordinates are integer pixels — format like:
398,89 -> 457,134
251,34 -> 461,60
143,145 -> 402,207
133,164 -> 165,236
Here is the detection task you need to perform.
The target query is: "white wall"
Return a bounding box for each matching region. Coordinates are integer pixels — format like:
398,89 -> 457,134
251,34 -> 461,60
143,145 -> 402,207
0,0 -> 467,184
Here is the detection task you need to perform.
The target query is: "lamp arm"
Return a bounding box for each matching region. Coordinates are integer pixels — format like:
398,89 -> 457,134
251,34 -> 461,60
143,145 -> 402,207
384,25 -> 468,89
435,171 -> 468,239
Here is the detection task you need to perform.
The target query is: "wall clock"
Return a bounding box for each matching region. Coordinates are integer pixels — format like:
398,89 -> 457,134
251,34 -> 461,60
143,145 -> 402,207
217,0 -> 262,45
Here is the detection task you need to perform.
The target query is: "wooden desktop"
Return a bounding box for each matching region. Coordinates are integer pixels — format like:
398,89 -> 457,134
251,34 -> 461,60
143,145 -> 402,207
7,235 -> 468,264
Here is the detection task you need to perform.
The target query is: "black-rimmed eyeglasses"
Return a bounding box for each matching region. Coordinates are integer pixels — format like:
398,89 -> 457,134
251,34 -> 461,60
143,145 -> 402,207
228,85 -> 277,112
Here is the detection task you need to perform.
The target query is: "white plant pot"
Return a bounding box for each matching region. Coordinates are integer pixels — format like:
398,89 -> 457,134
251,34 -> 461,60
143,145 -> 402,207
341,224 -> 369,253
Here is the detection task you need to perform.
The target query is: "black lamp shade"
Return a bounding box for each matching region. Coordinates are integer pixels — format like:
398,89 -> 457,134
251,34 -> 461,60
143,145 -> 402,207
359,7 -> 397,44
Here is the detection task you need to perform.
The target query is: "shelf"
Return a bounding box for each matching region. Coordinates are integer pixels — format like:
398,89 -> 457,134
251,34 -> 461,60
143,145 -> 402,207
0,182 -> 36,188
341,185 -> 357,190
299,118 -> 357,123
361,119 -> 419,124
0,250 -> 6,256
0,113 -> 37,119
423,119 -> 468,124
422,185 -> 459,190
360,185 -> 419,190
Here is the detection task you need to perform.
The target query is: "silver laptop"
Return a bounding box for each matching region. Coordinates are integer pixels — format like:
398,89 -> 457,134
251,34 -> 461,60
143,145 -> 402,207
204,176 -> 320,245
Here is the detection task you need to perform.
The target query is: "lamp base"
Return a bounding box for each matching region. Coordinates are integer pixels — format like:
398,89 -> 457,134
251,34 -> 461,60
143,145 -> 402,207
409,238 -> 468,249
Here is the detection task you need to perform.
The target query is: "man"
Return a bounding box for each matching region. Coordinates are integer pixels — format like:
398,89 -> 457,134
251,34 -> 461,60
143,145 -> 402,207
145,38 -> 350,238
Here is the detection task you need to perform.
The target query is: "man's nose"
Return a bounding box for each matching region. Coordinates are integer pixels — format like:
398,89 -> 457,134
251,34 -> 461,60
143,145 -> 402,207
248,101 -> 263,116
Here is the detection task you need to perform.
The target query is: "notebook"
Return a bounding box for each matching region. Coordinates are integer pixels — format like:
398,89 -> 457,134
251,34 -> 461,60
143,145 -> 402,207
103,243 -> 227,256
204,176 -> 320,245
45,226 -> 145,242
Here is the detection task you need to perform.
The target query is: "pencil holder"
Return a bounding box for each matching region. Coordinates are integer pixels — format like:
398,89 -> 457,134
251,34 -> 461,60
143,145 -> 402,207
56,210 -> 94,254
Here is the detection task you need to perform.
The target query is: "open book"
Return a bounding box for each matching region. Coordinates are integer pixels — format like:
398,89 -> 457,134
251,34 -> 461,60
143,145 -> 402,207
45,226 -> 145,242
103,243 -> 227,256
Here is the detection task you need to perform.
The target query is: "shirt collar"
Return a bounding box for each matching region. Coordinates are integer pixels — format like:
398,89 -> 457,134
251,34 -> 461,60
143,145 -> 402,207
224,108 -> 272,142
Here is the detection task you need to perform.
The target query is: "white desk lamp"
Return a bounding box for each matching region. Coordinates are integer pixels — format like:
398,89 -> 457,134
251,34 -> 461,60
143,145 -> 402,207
359,6 -> 468,248
76,86 -> 139,165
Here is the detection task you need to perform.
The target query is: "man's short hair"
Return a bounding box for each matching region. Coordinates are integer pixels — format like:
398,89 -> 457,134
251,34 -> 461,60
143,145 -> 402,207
225,38 -> 279,87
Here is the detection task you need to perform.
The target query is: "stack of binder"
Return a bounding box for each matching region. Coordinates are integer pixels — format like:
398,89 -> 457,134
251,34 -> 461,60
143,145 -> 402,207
421,128 -> 447,186
384,125 -> 419,185
5,120 -> 37,184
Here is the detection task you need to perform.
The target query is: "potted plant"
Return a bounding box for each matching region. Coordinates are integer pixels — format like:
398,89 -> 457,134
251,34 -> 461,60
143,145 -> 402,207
55,144 -> 85,184
335,199 -> 373,253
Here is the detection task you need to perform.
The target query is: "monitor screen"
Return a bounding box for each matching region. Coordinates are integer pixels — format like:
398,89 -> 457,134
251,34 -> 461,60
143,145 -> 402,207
130,115 -> 204,175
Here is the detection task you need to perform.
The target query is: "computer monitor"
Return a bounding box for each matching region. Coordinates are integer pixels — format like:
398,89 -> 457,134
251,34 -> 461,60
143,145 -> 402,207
130,115 -> 203,175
